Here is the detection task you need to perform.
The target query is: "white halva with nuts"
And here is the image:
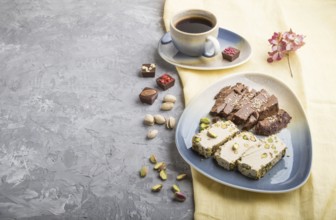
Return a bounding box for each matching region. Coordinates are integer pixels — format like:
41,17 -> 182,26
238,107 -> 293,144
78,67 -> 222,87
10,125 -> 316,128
192,120 -> 239,158
214,132 -> 260,171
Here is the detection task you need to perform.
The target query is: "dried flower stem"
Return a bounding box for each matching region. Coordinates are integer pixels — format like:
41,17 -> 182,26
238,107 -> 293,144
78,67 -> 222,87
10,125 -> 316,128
287,54 -> 293,78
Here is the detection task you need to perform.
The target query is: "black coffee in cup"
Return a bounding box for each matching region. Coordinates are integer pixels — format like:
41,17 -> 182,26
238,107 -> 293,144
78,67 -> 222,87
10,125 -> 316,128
175,17 -> 214,34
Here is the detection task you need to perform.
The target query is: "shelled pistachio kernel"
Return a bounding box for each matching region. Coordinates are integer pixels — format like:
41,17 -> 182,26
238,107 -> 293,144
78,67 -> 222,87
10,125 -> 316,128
163,94 -> 176,103
192,136 -> 201,144
154,114 -> 166,125
172,184 -> 180,193
147,129 -> 158,139
176,173 -> 187,180
232,143 -> 239,151
154,162 -> 165,170
261,153 -> 268,159
159,170 -> 167,180
143,114 -> 154,126
149,154 -> 157,164
151,184 -> 163,192
250,135 -> 257,142
207,130 -> 217,138
174,192 -> 186,202
166,116 -> 176,129
200,117 -> 211,124
199,123 -> 209,131
157,162 -> 167,172
139,166 -> 148,177
242,134 -> 248,140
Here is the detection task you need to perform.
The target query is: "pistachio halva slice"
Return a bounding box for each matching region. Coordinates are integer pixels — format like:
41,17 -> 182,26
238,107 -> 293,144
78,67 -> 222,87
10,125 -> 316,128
192,120 -> 239,158
214,132 -> 260,171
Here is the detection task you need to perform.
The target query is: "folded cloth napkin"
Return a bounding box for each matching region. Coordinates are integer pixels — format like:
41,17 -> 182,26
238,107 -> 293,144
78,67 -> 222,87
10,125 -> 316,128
163,0 -> 336,219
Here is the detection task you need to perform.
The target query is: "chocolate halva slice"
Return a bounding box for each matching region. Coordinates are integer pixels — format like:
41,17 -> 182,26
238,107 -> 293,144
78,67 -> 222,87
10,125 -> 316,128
255,109 -> 292,136
192,120 -> 239,158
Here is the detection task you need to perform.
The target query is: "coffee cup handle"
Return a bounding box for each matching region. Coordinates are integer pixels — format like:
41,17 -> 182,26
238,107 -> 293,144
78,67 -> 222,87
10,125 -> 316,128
203,36 -> 221,57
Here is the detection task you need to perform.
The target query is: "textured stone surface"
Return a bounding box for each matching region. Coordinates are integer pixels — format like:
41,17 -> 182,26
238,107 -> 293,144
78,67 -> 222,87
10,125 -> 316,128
0,0 -> 193,219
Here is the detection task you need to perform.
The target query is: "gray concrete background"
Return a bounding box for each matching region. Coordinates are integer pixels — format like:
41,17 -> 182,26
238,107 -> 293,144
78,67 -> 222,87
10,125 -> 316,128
0,0 -> 193,219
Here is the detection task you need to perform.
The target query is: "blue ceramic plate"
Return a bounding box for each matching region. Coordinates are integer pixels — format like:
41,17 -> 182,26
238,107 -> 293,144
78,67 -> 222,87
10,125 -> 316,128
175,72 -> 312,193
158,28 -> 252,70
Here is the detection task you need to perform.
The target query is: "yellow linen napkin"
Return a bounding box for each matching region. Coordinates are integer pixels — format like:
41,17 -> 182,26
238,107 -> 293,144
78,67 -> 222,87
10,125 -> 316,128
163,0 -> 336,219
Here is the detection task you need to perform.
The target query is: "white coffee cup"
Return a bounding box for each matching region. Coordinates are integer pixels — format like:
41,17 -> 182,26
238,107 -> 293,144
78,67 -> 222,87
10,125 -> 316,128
170,9 -> 220,57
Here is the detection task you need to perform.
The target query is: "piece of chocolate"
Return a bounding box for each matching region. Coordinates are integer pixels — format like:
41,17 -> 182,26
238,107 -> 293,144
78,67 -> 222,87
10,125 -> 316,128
141,64 -> 156,77
258,95 -> 279,120
222,47 -> 240,62
139,87 -> 158,105
156,73 -> 175,90
255,109 -> 292,136
242,112 -> 259,130
210,83 -> 248,116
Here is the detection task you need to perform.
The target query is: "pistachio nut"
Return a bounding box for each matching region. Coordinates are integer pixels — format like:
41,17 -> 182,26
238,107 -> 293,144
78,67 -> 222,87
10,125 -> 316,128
139,166 -> 148,177
192,136 -> 201,144
154,162 -> 165,170
207,130 -> 217,138
157,162 -> 167,172
149,154 -> 157,164
159,170 -> 167,181
232,143 -> 239,151
154,114 -> 166,125
172,184 -> 180,193
160,102 -> 174,111
163,94 -> 176,103
147,129 -> 158,139
261,153 -> 268,159
200,117 -> 211,124
166,116 -> 176,129
143,114 -> 154,126
174,192 -> 186,202
176,173 -> 187,180
151,184 -> 163,192
199,123 -> 209,131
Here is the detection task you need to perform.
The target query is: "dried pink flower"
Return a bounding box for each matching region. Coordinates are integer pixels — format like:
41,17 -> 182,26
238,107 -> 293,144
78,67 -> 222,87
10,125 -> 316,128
267,29 -> 305,63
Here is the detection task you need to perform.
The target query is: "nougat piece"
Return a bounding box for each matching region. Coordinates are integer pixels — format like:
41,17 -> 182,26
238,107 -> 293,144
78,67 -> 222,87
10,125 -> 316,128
141,64 -> 156,77
192,120 -> 239,158
156,73 -> 175,90
237,135 -> 287,179
222,47 -> 240,62
139,87 -> 158,105
214,132 -> 260,170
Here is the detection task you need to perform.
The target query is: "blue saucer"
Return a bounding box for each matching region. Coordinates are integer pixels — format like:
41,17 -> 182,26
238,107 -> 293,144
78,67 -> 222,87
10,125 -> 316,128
158,28 -> 252,70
